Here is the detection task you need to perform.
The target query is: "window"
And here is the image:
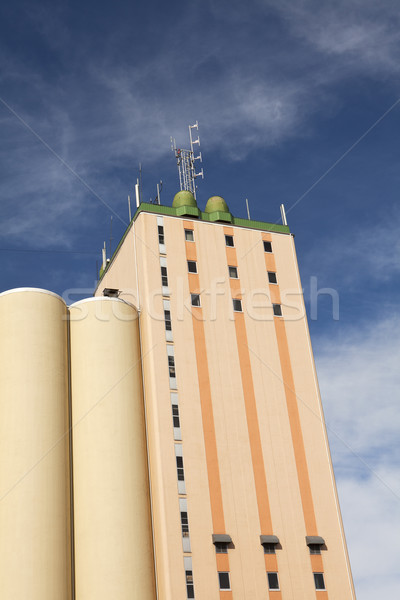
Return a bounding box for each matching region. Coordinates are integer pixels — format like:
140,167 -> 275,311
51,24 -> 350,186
263,240 -> 272,253
176,455 -> 185,481
172,404 -> 180,428
233,298 -> 242,312
168,355 -> 176,378
225,235 -> 234,247
215,542 -> 228,554
187,260 -> 197,273
273,303 -> 282,316
185,229 -> 194,242
228,266 -> 238,279
180,510 -> 189,536
218,572 -> 231,590
314,573 -> 325,590
161,265 -> 168,287
158,225 -> 165,245
164,309 -> 172,331
263,543 -> 276,554
185,570 -> 194,598
309,544 -> 321,555
267,572 -> 279,590
191,294 -> 201,307
268,271 -> 277,284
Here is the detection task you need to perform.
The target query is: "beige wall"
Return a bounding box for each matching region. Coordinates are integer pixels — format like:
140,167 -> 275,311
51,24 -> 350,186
69,297 -> 156,600
95,209 -> 355,599
0,289 -> 72,600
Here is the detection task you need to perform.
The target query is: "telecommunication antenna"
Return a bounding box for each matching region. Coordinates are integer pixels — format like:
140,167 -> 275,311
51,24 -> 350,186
171,121 -> 204,200
109,216 -> 113,258
245,198 -> 251,220
128,195 -> 132,221
280,203 -> 287,226
155,180 -> 163,205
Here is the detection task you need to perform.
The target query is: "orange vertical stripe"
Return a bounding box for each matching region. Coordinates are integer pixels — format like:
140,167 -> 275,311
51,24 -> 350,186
233,314 -> 273,533
223,229 -> 274,537
273,314 -> 317,534
264,232 -> 327,598
191,314 -> 225,533
185,234 -> 225,532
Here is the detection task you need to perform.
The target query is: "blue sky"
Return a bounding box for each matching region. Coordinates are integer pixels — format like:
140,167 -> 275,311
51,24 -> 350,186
1,1 -> 399,596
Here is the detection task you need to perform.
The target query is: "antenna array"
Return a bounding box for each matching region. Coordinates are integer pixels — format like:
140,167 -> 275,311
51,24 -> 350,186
171,122 -> 204,200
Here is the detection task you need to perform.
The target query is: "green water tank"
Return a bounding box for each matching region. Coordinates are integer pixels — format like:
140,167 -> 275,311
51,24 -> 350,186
172,190 -> 197,209
204,196 -> 230,213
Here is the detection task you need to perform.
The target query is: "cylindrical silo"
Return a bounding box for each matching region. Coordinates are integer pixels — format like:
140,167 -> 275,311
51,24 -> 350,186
0,288 -> 72,600
69,297 -> 156,600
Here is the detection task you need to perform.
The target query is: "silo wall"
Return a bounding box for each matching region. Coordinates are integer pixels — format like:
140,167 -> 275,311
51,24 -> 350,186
0,288 -> 72,599
69,297 -> 156,600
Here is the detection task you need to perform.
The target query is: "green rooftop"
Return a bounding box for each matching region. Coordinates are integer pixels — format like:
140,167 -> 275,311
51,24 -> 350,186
96,197 -> 290,287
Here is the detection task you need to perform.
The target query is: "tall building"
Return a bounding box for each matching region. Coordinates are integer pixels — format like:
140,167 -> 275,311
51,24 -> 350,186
94,190 -> 356,599
0,190 -> 356,600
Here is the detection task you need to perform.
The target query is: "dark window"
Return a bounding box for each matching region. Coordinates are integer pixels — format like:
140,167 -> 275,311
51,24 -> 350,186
309,544 -> 321,555
158,225 -> 165,245
180,511 -> 189,536
215,542 -> 228,554
185,570 -> 194,598
218,572 -> 231,590
176,456 -> 185,481
233,298 -> 243,312
191,294 -> 201,307
267,572 -> 279,590
172,404 -> 180,428
185,229 -> 194,242
273,303 -> 282,316
268,271 -> 277,284
161,266 -> 168,287
225,235 -> 234,247
228,266 -> 238,279
168,355 -> 176,378
263,543 -> 276,554
314,573 -> 325,590
188,260 -> 197,273
263,240 -> 272,253
164,309 -> 172,331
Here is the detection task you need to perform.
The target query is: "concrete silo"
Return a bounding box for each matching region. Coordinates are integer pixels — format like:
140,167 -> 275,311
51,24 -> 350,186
0,288 -> 72,600
69,297 -> 156,600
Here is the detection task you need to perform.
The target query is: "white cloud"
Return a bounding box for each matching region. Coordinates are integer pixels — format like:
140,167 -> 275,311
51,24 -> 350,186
271,0 -> 400,76
338,472 -> 400,599
314,313 -> 400,598
301,209 -> 400,299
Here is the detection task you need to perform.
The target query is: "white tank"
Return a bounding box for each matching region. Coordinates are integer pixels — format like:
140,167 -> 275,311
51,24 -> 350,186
0,288 -> 72,599
69,297 -> 156,600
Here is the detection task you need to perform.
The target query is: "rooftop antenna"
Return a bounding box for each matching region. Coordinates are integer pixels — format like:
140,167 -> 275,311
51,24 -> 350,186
102,242 -> 107,270
280,204 -> 287,226
128,195 -> 132,221
171,121 -> 204,200
135,178 -> 140,208
156,180 -> 163,205
139,163 -> 143,204
245,198 -> 251,220
109,216 -> 113,258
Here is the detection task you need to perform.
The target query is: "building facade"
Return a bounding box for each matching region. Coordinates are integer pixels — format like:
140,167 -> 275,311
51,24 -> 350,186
0,191 -> 356,599
95,192 -> 355,599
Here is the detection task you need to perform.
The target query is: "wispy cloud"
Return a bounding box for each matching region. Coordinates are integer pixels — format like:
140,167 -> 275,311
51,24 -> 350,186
337,472 -> 400,599
271,0 -> 400,75
1,1 -> 400,245
314,312 -> 400,598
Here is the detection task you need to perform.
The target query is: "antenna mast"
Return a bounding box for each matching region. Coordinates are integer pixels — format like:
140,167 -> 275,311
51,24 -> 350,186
171,121 -> 204,200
